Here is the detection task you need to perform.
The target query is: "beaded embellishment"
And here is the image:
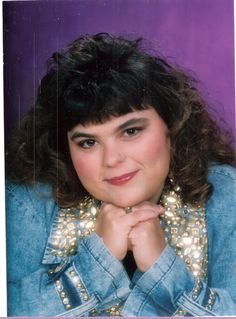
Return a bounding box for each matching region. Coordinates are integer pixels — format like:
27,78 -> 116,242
160,186 -> 208,279
54,278 -> 72,310
48,188 -> 209,315
160,185 -> 209,316
50,189 -> 208,277
50,197 -> 100,258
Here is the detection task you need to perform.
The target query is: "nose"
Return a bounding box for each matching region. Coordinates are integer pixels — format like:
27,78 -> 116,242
102,142 -> 126,167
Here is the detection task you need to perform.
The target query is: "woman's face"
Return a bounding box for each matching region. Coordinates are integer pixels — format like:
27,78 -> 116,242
67,107 -> 171,207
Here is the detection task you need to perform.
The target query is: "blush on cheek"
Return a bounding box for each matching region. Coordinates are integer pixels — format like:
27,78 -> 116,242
69,145 -> 85,173
73,160 -> 101,197
71,157 -> 89,180
143,135 -> 170,160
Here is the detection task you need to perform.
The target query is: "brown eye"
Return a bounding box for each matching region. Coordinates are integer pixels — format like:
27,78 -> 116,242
124,127 -> 142,137
78,139 -> 96,149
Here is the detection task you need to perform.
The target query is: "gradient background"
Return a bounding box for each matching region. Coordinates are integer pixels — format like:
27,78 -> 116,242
3,0 -> 235,139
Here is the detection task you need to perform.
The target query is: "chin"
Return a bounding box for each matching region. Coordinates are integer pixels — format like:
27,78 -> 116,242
113,191 -> 162,207
110,195 -> 148,208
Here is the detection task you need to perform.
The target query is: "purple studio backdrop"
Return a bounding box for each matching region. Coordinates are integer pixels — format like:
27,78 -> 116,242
3,0 -> 235,139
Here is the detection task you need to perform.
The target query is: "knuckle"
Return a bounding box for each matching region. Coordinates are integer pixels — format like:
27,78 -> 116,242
138,228 -> 148,238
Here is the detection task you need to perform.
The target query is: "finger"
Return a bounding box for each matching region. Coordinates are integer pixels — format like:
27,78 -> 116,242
129,218 -> 159,232
132,203 -> 165,215
99,202 -> 125,217
124,209 -> 160,226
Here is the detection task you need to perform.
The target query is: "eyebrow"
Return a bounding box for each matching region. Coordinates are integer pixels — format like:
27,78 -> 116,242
117,117 -> 149,131
70,117 -> 149,141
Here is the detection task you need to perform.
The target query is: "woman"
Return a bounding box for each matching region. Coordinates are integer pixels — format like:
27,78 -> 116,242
6,33 -> 236,316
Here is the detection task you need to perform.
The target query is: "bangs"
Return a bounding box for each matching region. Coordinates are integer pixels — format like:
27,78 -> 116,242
50,33 -> 179,131
63,72 -> 151,130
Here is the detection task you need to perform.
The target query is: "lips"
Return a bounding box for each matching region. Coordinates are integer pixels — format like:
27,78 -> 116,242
105,170 -> 138,186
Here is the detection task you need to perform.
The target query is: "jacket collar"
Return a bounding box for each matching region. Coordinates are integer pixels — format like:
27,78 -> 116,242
42,197 -> 100,265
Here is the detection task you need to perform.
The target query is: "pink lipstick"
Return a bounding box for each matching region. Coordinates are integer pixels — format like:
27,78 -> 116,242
106,171 -> 138,186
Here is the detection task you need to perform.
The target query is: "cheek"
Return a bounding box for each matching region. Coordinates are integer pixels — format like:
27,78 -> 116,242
141,135 -> 170,164
69,148 -> 95,180
73,159 -> 89,178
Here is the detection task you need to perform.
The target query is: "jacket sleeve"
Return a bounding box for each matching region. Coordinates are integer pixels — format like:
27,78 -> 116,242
123,244 -> 236,316
6,183 -> 131,317
44,233 -> 131,317
123,165 -> 236,316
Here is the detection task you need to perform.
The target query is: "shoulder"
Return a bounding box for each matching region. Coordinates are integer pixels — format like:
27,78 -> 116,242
6,182 -> 59,279
206,164 -> 236,224
6,181 -> 58,234
208,163 -> 236,184
6,181 -> 58,241
207,164 -> 236,204
6,181 -> 54,202
6,181 -> 56,218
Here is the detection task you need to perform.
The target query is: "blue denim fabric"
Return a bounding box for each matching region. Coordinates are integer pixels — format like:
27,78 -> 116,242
6,164 -> 236,316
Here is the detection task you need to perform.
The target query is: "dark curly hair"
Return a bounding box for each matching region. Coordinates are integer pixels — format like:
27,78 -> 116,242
6,33 -> 235,207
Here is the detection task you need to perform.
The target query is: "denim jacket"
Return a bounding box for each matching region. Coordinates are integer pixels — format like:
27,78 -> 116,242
6,164 -> 236,316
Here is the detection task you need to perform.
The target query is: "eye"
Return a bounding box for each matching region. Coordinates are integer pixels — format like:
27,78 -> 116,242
78,139 -> 97,149
124,127 -> 142,137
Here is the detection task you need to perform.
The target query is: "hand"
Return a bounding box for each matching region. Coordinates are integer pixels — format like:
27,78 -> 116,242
95,202 -> 160,260
128,202 -> 165,272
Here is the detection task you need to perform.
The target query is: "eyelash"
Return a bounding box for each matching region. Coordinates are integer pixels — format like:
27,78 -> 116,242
123,127 -> 143,137
78,139 -> 97,149
77,127 -> 144,149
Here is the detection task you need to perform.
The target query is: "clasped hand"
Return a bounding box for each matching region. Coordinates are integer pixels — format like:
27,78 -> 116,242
95,202 -> 166,272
